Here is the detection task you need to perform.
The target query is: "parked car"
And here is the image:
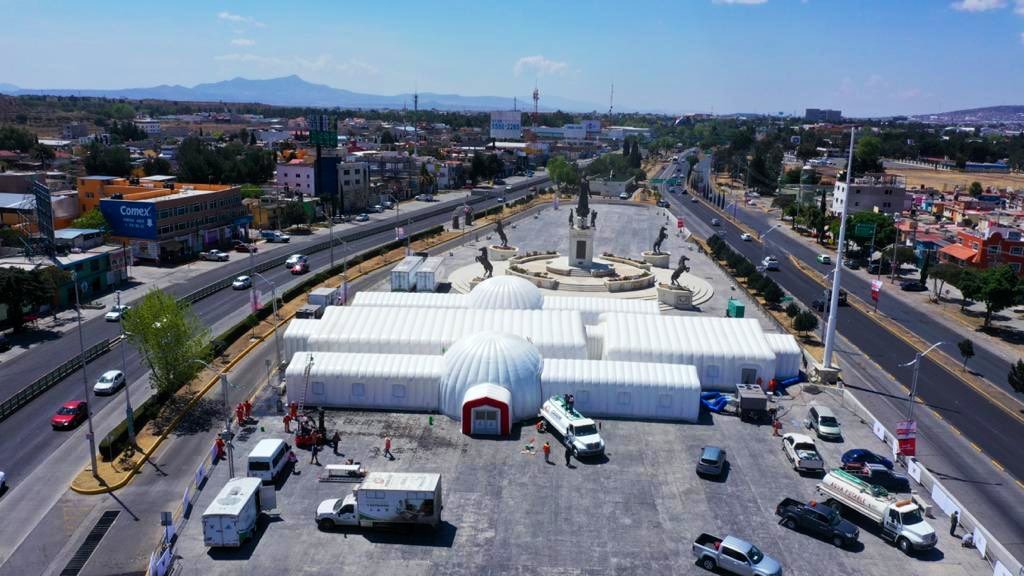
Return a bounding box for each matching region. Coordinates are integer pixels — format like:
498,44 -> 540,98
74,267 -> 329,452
901,280 -> 928,292
285,254 -> 308,269
692,533 -> 782,576
711,218 -> 721,226
690,196 -> 699,202
355,213 -> 370,222
371,204 -> 384,213
496,196 -> 506,202
93,369 -> 126,395
494,178 -> 506,185
0,470 -> 5,492
840,462 -> 912,493
232,275 -> 252,290
233,242 -> 258,253
656,199 -> 670,208
618,191 -> 630,200
696,446 -> 727,477
105,304 -> 131,322
0,333 -> 9,352
776,497 -> 860,548
867,261 -> 892,275
816,254 -> 832,265
805,405 -> 843,441
51,400 -> 88,430
841,448 -> 894,470
739,233 -> 752,241
782,433 -> 825,473
382,200 -> 395,210
843,258 -> 860,270
198,249 -> 230,262
761,256 -> 780,271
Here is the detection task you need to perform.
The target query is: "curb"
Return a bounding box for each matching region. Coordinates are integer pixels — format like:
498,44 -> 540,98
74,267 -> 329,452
787,254 -> 1024,424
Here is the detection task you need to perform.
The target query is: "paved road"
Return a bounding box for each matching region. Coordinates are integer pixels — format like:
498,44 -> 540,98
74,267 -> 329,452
0,175 -> 550,490
657,158 -> 1024,559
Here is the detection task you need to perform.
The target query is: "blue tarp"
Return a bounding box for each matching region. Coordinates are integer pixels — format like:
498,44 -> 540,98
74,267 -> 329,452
700,391 -> 729,413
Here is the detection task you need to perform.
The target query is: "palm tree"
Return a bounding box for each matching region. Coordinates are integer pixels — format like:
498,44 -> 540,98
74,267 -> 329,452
419,164 -> 436,194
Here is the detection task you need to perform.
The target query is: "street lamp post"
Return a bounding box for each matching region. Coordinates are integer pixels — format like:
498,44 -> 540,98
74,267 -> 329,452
252,272 -> 282,370
901,341 -> 943,423
822,127 -> 857,369
72,273 -> 100,478
193,359 -> 235,477
760,224 -> 782,262
118,301 -> 136,446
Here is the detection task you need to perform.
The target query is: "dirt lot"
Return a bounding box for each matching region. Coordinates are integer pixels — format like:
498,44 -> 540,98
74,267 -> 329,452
888,167 -> 1024,191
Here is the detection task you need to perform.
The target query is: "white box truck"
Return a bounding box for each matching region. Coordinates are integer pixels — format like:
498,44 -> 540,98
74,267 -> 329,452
539,395 -> 606,457
308,287 -> 339,308
414,257 -> 446,292
202,477 -> 262,547
390,256 -> 424,292
316,472 -> 442,530
816,469 -> 937,554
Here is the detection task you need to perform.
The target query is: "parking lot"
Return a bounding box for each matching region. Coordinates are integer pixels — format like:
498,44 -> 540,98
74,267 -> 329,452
172,378 -> 987,576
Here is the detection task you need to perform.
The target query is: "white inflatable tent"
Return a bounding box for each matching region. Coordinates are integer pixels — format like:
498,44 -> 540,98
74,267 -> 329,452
599,314 -> 777,391
541,359 -> 701,422
308,306 -> 588,359
284,352 -> 444,411
763,333 -> 802,380
282,319 -> 322,362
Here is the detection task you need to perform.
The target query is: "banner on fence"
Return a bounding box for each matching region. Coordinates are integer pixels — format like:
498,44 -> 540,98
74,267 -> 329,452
974,527 -> 988,558
195,462 -> 207,488
896,419 -> 917,457
991,560 -> 1013,576
930,483 -> 959,517
872,420 -> 886,441
182,486 -> 191,516
907,459 -> 923,484
209,442 -> 219,465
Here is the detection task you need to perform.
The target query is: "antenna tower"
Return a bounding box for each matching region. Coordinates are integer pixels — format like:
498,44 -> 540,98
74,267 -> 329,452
532,83 -> 540,126
608,82 -> 614,116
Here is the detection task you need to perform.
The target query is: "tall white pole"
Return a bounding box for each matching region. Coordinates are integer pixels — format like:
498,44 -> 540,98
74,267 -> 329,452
822,128 -> 856,369
73,273 -> 99,477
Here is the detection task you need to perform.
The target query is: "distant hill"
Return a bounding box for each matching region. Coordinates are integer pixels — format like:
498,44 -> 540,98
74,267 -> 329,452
911,105 -> 1024,124
0,75 -> 600,112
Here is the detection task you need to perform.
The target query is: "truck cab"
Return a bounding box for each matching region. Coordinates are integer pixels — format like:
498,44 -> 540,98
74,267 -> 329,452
317,494 -> 358,529
540,396 -> 605,457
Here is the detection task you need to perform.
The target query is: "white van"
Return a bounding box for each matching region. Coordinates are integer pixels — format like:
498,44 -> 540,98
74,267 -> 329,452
247,438 -> 290,484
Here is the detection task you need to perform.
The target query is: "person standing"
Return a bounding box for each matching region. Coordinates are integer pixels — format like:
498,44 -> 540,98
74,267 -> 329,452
950,510 -> 960,537
564,443 -> 572,467
310,440 -> 321,465
542,441 -> 551,463
384,436 -> 393,460
331,431 -> 341,455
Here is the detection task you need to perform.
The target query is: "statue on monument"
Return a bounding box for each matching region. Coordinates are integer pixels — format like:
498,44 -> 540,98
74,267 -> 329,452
495,219 -> 508,248
476,247 -> 493,278
590,209 -> 597,228
575,177 -> 591,228
653,226 -> 668,254
671,254 -> 690,286
568,208 -> 574,227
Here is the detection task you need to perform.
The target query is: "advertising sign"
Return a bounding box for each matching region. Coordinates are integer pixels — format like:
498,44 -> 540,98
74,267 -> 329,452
677,217 -> 685,229
896,419 -> 917,457
100,200 -> 158,239
490,111 -> 522,140
32,181 -> 55,256
870,279 -> 883,302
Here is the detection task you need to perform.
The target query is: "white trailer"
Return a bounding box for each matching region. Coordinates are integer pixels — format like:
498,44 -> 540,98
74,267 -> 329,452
308,287 -> 339,308
414,257 -> 446,292
202,477 -> 262,547
816,470 -> 936,553
316,472 -> 442,530
390,256 -> 425,292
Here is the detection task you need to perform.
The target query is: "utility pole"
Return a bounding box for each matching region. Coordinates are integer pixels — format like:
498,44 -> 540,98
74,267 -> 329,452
822,127 -> 856,369
195,360 -> 235,477
901,342 -> 943,423
72,273 -> 100,478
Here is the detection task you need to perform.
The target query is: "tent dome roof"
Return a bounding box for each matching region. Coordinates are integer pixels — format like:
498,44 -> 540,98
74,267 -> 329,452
468,276 -> 543,311
440,331 -> 543,421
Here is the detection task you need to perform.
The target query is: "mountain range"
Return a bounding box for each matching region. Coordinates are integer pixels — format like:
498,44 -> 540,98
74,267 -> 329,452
909,105 -> 1024,124
0,75 -> 601,113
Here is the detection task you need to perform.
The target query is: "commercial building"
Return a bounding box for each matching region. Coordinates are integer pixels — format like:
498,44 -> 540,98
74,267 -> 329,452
134,118 -> 162,135
830,173 -> 907,216
86,180 -> 248,262
805,108 -> 842,123
336,160 -> 370,211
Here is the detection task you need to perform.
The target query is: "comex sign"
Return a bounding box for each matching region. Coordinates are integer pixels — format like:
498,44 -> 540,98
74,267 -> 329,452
100,200 -> 158,239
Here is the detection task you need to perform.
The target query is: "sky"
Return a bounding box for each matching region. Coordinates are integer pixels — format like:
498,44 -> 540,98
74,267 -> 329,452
2,0 -> 1023,117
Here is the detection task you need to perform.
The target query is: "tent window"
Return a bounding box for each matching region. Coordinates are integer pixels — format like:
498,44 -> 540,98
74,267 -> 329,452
658,394 -> 672,408
352,382 -> 365,397
312,382 -> 324,396
617,391 -> 630,405
576,390 -> 589,405
392,384 -> 406,398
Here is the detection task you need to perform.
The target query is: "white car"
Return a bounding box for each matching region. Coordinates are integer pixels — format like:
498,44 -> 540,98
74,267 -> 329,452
285,254 -> 308,268
232,275 -> 252,290
740,233 -> 752,241
0,470 -> 5,492
94,370 -> 126,395
618,192 -> 630,200
762,256 -> 780,271
355,213 -> 370,222
105,305 -> 130,322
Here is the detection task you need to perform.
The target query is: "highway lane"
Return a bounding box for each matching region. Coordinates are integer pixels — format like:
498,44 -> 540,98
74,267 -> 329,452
656,158 -> 1024,556
661,159 -> 1024,479
0,177 -> 547,488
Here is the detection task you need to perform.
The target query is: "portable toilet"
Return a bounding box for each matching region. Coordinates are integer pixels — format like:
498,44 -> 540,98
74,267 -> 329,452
727,298 -> 745,318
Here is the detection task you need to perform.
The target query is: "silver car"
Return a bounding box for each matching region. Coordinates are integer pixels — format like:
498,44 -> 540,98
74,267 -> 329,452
697,445 -> 727,477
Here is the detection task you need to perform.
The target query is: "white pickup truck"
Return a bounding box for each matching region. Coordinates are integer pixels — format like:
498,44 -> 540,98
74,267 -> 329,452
781,433 -> 824,473
198,249 -> 229,262
539,395 -> 605,458
316,472 -> 442,530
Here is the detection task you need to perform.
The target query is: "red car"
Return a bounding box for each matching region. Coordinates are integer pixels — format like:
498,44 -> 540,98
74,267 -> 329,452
290,262 -> 309,274
51,400 -> 88,430
234,242 -> 258,253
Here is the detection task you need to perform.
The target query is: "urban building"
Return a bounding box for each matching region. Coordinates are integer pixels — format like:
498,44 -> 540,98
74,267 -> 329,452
86,180 -> 248,262
336,160 -> 370,211
276,159 -> 316,195
939,220 -> 1024,275
134,118 -> 162,135
830,173 -> 907,216
805,108 -> 843,123
61,123 -> 90,140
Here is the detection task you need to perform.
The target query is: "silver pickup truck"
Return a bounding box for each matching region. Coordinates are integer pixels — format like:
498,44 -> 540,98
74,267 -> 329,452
692,533 -> 782,576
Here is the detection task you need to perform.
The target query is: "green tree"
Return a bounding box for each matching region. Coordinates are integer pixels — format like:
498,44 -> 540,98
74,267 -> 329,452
747,270 -> 764,290
71,209 -> 110,230
929,263 -> 962,300
108,103 -> 136,120
30,143 -> 55,169
0,267 -> 63,332
976,265 -> 1023,327
785,302 -> 801,318
956,268 -> 984,311
629,140 -> 642,169
968,181 -> 984,197
240,184 -> 263,199
1009,360 -> 1024,394
853,135 -> 883,174
0,125 -> 38,151
419,164 -> 436,193
547,156 -> 579,189
762,282 -> 785,307
83,142 -> 132,177
622,137 -> 630,157
142,156 -> 172,176
793,310 -> 819,336
919,250 -> 932,284
957,339 -> 975,370
122,289 -> 210,397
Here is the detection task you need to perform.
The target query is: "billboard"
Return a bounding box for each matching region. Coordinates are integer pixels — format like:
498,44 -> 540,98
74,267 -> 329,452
563,124 -> 586,140
32,181 -> 55,257
581,119 -> 601,133
100,199 -> 158,239
490,111 -> 522,140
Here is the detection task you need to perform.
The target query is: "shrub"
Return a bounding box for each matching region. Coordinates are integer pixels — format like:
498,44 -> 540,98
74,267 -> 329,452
793,310 -> 819,335
785,302 -> 801,318
746,271 -> 764,290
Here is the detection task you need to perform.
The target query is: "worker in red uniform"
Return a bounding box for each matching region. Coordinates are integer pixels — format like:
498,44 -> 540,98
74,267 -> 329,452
214,437 -> 225,461
243,400 -> 252,420
283,413 -> 292,433
542,441 -> 551,463
235,403 -> 245,424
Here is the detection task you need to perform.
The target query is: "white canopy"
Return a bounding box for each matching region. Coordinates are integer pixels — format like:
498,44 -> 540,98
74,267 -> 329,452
284,351 -> 444,411
440,332 -> 543,422
282,319 -> 323,361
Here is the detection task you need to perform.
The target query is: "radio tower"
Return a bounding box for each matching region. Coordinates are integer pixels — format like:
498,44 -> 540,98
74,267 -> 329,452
532,83 -> 540,126
608,82 -> 614,116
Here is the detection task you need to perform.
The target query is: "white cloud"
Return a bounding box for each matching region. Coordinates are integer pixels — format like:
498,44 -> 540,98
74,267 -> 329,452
1016,0 -> 1024,14
950,0 -> 1005,12
230,38 -> 255,46
514,55 -> 568,77
337,59 -> 380,76
217,11 -> 265,27
712,0 -> 768,4
214,53 -> 281,65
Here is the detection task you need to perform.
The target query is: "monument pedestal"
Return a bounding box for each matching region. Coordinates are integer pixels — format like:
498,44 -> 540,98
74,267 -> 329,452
568,226 -> 595,268
658,284 -> 693,309
488,246 -> 518,261
642,251 -> 670,268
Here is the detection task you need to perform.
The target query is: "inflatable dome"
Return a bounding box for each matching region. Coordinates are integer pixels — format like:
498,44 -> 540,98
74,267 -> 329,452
440,331 -> 543,424
468,276 -> 543,311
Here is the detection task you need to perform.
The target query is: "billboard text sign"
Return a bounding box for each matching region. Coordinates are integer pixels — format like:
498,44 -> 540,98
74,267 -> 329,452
100,200 -> 158,239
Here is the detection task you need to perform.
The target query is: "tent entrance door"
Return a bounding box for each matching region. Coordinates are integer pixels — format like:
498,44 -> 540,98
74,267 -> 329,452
471,407 -> 499,435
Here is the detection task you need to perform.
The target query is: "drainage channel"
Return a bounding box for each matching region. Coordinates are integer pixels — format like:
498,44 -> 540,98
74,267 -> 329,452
59,510 -> 120,576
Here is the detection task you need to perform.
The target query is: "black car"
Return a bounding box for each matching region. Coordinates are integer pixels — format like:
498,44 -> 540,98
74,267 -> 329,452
656,199 -> 670,208
840,463 -> 911,493
867,262 -> 892,275
901,280 -> 928,292
776,497 -> 860,548
843,258 -> 861,270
